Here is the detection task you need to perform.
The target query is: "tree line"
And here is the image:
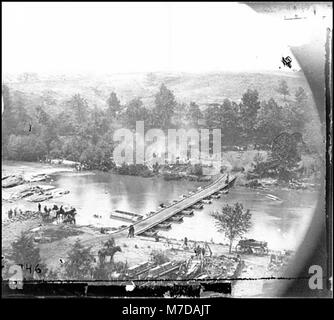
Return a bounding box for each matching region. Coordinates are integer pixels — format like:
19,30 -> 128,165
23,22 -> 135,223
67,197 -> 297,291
2,80 -> 318,169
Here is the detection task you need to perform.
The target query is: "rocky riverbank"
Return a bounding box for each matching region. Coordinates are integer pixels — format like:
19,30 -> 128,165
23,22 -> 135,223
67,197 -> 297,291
2,161 -> 74,217
237,175 -> 320,191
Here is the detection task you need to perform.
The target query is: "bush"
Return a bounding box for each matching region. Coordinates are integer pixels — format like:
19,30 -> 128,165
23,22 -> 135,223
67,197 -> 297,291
150,250 -> 170,265
115,163 -> 153,177
113,261 -> 128,273
252,152 -> 265,167
188,164 -> 203,176
7,134 -> 48,161
231,165 -> 245,172
220,166 -> 229,173
9,232 -> 48,280
64,239 -> 95,280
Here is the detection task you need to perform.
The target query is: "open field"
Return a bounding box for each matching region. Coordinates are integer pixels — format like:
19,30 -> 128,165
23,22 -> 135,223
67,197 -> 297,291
3,71 -> 314,112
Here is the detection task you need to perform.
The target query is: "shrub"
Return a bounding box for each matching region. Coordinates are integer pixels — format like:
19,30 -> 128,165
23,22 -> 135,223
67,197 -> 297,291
150,250 -> 170,265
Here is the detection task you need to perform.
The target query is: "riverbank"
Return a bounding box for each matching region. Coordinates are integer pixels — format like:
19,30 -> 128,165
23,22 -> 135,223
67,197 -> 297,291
110,150 -> 321,189
2,161 -> 319,245
1,160 -> 316,296
2,217 -> 293,297
2,160 -> 75,180
2,161 -> 76,222
236,174 -> 320,191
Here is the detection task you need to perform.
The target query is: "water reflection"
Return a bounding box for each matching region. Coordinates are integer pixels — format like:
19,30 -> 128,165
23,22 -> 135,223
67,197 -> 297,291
51,172 -> 317,251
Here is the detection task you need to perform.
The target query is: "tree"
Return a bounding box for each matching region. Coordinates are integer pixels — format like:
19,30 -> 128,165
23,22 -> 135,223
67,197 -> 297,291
9,232 -> 48,280
277,80 -> 290,101
93,257 -> 110,280
35,106 -> 58,154
153,84 -> 176,129
106,92 -> 121,120
56,110 -> 77,136
288,87 -> 307,132
172,102 -> 188,127
271,132 -> 303,181
67,94 -> 89,125
49,140 -> 63,158
239,89 -> 261,144
123,98 -> 150,129
303,119 -> 324,155
255,98 -> 287,146
211,203 -> 252,253
295,87 -> 307,105
203,103 -> 226,153
187,102 -> 203,127
35,105 -> 50,124
220,99 -> 240,146
86,105 -> 109,145
64,239 -> 95,280
9,90 -> 32,136
2,85 -> 16,155
59,136 -> 82,161
7,134 -> 48,161
204,103 -> 223,129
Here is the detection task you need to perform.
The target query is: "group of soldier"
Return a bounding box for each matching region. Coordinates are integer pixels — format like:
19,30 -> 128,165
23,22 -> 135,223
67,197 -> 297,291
38,202 -> 67,214
193,242 -> 212,260
6,203 -> 63,220
38,202 -> 77,224
7,207 -> 23,219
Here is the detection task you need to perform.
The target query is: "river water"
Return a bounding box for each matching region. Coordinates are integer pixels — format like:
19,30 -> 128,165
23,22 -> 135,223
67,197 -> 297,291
49,171 -> 318,251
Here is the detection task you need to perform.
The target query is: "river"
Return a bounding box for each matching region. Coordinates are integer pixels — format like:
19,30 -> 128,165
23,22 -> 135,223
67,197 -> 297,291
47,171 -> 318,251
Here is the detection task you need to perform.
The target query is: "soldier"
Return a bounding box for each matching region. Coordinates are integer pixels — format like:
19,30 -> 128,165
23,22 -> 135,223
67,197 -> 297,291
128,225 -> 135,238
205,242 -> 212,257
38,203 -> 41,212
200,246 -> 206,260
193,242 -> 198,255
225,173 -> 230,184
196,245 -> 201,257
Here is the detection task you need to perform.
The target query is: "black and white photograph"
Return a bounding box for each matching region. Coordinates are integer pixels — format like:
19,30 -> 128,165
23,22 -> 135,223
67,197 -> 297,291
1,2 -> 332,301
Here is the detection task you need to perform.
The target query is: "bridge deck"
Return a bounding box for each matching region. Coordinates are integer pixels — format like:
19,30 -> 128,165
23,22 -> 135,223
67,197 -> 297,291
112,174 -> 236,236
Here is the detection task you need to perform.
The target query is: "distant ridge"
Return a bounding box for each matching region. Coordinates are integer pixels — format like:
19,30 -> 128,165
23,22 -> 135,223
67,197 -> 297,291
3,71 -> 312,112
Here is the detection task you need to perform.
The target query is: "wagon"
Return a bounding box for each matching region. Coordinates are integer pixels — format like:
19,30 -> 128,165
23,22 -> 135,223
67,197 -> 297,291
235,239 -> 268,255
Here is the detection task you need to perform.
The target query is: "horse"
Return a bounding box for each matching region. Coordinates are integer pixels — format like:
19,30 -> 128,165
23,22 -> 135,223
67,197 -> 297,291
63,215 -> 76,224
56,210 -> 64,223
98,246 -> 122,264
65,208 -> 77,217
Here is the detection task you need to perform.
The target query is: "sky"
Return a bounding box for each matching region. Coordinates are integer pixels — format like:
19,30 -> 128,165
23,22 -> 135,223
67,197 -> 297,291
1,2 -> 313,75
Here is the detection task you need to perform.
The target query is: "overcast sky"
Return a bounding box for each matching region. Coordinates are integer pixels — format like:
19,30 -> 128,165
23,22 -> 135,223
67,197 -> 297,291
2,2 -> 309,75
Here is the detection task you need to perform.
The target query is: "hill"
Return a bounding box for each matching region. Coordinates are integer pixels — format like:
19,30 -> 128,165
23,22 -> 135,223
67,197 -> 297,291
3,70 -> 313,112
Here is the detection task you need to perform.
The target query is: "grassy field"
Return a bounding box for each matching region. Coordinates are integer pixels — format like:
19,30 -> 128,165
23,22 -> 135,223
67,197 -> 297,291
3,71 -> 314,113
